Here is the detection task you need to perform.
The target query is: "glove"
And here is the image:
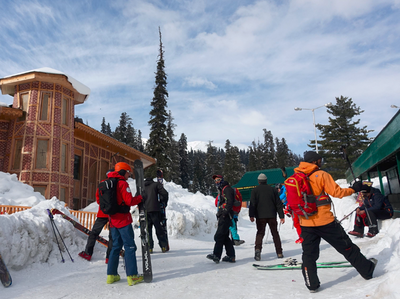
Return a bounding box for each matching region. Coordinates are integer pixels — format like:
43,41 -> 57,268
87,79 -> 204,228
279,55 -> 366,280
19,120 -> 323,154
350,181 -> 363,192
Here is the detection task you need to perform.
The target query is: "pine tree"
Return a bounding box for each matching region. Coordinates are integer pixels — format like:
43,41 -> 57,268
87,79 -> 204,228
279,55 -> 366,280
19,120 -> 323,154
223,139 -> 243,186
263,129 -> 277,169
315,96 -> 371,179
205,141 -> 223,195
146,27 -> 169,178
165,110 -> 180,183
114,112 -> 133,145
101,117 -> 107,134
106,123 -> 112,136
190,151 -> 207,194
276,137 -> 294,168
178,133 -> 190,189
136,130 -> 144,152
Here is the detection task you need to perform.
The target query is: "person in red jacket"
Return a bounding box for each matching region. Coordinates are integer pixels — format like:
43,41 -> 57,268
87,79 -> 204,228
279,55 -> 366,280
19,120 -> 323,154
106,162 -> 144,286
79,169 -> 114,263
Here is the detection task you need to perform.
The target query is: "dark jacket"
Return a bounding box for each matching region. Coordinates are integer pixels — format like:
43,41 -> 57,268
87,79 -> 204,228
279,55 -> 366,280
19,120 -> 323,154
144,178 -> 169,213
216,181 -> 235,218
249,182 -> 284,219
360,187 -> 393,215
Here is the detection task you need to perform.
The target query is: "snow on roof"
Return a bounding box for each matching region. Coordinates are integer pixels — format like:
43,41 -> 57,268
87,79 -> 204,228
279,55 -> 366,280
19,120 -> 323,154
3,67 -> 91,97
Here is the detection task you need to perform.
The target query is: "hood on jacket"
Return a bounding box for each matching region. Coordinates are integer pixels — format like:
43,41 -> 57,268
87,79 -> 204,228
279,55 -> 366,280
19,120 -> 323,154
295,161 -> 319,175
107,171 -> 126,180
144,178 -> 154,186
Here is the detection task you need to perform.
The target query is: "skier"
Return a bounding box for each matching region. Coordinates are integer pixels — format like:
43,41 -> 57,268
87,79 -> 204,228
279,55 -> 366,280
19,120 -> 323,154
348,182 -> 393,238
214,194 -> 245,246
144,176 -> 169,253
106,162 -> 144,286
78,169 -> 114,263
277,183 -> 303,244
249,173 -> 285,261
296,151 -> 377,293
207,174 -> 236,263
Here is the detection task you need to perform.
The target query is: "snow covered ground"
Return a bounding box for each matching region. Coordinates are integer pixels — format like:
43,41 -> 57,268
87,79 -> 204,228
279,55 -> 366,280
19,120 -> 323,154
0,171 -> 399,299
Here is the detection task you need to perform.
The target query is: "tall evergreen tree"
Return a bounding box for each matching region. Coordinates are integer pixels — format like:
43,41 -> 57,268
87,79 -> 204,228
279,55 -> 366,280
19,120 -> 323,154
178,133 -> 190,189
205,141 -> 223,195
263,129 -> 277,169
106,123 -> 112,136
146,27 -> 169,178
248,140 -> 264,171
276,137 -> 293,168
101,117 -> 107,134
136,130 -> 144,152
190,151 -> 207,194
223,139 -> 243,186
165,110 -> 180,183
113,112 -> 132,144
315,96 -> 371,179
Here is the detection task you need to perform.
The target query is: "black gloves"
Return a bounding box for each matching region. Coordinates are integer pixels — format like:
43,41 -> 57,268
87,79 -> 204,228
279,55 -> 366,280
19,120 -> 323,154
350,181 -> 363,192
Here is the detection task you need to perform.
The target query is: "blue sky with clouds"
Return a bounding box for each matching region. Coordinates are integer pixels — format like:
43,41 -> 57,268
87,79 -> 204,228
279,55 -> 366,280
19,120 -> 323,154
1,0 -> 400,155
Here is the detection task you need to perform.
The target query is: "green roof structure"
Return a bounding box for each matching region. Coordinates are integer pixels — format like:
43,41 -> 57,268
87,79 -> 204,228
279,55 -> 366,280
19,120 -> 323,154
232,167 -> 296,201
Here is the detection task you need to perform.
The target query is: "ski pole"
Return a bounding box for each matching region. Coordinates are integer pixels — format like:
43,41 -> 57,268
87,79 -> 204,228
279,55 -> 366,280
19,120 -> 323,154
341,146 -> 374,227
47,209 -> 65,263
47,209 -> 74,262
338,207 -> 357,223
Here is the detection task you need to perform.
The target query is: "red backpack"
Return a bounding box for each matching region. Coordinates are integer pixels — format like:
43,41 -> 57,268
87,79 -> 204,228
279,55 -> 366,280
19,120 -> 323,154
218,186 -> 243,214
284,171 -> 329,219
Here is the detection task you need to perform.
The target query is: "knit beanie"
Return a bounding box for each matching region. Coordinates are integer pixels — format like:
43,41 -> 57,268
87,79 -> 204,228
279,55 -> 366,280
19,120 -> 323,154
258,173 -> 267,181
304,151 -> 322,163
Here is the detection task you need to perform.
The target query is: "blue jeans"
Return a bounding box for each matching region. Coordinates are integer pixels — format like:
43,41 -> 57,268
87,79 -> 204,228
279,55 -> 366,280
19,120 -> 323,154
107,225 -> 138,276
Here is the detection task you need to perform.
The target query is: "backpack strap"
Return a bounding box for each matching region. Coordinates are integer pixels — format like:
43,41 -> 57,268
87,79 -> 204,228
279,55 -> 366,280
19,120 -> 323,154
300,170 -> 331,207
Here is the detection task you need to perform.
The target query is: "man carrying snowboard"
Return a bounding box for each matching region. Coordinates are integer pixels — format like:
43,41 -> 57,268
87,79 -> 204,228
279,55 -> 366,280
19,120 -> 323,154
294,151 -> 377,293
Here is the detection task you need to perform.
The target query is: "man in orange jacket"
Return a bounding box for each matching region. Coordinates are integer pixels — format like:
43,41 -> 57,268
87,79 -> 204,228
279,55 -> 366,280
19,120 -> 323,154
297,151 -> 377,293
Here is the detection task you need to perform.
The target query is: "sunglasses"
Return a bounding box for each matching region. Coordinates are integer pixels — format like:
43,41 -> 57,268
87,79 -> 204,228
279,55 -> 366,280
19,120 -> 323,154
214,178 -> 222,182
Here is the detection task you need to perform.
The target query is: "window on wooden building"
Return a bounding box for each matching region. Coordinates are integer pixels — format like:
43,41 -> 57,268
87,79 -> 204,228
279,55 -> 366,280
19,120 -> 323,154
18,93 -> 29,121
61,143 -> 68,172
12,139 -> 23,170
33,186 -> 47,198
40,92 -> 50,121
62,97 -> 69,125
60,187 -> 66,202
36,139 -> 49,169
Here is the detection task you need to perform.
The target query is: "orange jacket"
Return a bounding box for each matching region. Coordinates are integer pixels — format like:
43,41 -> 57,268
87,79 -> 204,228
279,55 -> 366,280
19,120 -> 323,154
295,162 -> 355,227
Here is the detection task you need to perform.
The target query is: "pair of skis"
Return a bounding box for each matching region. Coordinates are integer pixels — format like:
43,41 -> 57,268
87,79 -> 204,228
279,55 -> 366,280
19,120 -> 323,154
253,258 -> 352,270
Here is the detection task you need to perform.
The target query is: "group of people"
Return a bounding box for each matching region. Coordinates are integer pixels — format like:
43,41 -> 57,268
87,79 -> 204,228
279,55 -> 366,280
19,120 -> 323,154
78,162 -> 169,286
77,151 -> 393,292
208,151 -> 393,293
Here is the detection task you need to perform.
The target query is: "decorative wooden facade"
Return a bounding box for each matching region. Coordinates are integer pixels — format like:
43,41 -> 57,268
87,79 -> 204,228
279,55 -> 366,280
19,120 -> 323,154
0,68 -> 155,210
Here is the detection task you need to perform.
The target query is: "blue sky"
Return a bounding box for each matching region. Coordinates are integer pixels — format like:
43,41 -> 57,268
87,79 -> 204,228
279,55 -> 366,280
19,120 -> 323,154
1,0 -> 400,155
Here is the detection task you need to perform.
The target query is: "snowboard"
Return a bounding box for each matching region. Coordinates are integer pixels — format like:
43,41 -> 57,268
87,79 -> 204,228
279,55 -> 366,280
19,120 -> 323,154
0,251 -> 12,287
157,169 -> 169,250
51,209 -> 124,257
134,159 -> 153,283
253,258 -> 351,270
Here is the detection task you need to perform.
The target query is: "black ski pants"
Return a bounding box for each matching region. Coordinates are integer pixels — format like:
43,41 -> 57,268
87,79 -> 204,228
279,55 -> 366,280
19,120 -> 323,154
213,215 -> 235,259
301,221 -> 375,291
147,211 -> 168,249
85,217 -> 112,258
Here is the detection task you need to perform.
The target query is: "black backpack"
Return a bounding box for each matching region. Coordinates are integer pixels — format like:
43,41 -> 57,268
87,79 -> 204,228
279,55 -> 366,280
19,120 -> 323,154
98,178 -> 129,215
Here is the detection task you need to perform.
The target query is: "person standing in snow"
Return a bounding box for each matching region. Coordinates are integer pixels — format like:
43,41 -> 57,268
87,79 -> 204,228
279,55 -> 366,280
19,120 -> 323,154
144,177 -> 169,253
78,169 -> 114,263
348,182 -> 393,238
249,173 -> 285,261
277,183 -> 303,244
297,151 -> 377,293
106,162 -> 144,286
207,174 -> 236,263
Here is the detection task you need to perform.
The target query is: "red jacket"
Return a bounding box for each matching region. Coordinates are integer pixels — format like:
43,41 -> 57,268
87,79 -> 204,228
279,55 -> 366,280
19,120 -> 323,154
107,171 -> 142,228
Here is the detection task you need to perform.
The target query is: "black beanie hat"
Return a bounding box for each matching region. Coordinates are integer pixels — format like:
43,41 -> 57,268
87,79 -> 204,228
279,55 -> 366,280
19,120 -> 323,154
304,151 -> 322,163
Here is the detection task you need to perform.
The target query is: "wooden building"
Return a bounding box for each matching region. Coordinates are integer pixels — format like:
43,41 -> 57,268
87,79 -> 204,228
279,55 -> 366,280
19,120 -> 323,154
0,68 -> 155,210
